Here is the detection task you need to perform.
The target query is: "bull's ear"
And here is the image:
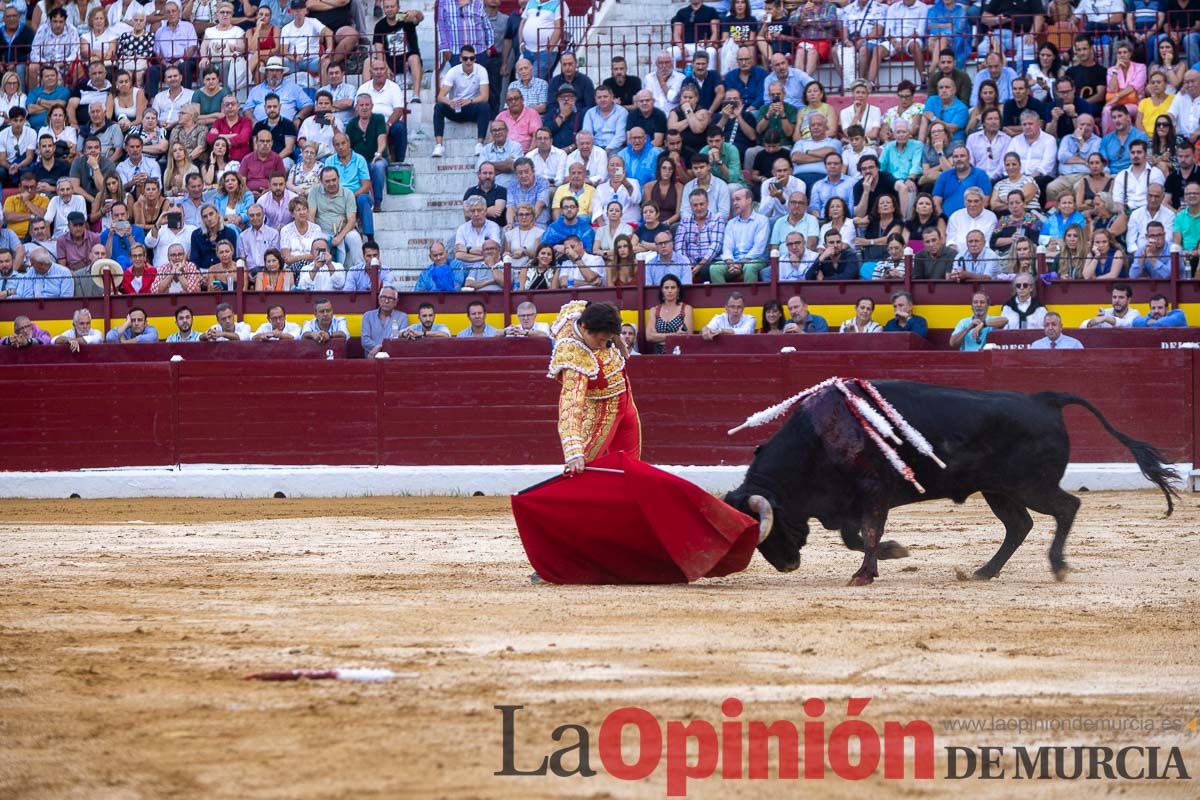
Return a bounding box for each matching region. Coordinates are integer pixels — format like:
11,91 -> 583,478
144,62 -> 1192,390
753,445 -> 763,456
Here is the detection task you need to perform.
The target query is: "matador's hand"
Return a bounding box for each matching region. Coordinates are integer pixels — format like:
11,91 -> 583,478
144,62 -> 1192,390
564,457 -> 585,475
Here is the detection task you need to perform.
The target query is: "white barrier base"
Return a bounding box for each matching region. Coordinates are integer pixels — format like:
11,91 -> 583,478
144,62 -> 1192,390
0,463 -> 1193,499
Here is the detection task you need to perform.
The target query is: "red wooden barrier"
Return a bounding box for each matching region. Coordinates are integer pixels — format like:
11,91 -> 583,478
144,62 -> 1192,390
665,332 -> 933,354
175,361 -> 378,465
987,328 -> 1200,348
380,338 -> 552,358
0,340 -> 349,364
0,364 -> 174,470
0,352 -> 1192,471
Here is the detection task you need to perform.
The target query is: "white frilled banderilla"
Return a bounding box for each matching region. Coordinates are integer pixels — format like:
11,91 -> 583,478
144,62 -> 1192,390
728,377 -> 947,494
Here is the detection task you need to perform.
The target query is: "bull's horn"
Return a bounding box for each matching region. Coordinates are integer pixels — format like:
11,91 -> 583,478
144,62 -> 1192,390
747,495 -> 774,544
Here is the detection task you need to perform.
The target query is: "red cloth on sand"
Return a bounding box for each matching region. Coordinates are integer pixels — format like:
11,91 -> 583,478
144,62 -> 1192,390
511,452 -> 760,584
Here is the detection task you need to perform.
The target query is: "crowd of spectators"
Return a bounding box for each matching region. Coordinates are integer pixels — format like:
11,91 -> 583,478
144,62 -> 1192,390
414,0 -> 1200,296
0,0 -> 419,301
2,0 -> 1199,350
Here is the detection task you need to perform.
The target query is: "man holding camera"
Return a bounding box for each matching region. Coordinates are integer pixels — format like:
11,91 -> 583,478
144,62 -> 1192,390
145,203 -> 196,266
100,204 -> 146,269
297,91 -> 344,160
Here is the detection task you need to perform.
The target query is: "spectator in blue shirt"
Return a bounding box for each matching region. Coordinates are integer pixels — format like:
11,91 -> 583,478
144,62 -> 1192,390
1128,222 -> 1173,279
722,46 -> 768,111
921,76 -> 969,143
244,61 -> 314,122
1099,105 -> 1149,173
540,195 -> 594,252
16,249 -> 73,298
105,307 -> 159,343
883,290 -> 929,337
782,294 -> 829,333
1132,293 -> 1190,327
100,203 -> 147,268
325,132 -> 375,239
933,145 -> 992,217
808,152 -> 855,217
970,51 -> 1018,106
619,127 -> 661,186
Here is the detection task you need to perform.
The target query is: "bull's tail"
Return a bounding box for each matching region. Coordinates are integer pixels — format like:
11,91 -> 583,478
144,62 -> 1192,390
1035,392 -> 1181,515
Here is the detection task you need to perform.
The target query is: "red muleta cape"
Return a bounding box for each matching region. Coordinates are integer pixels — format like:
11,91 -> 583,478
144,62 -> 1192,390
511,452 -> 760,584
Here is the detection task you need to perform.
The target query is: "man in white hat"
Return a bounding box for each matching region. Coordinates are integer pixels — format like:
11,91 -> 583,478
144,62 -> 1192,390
244,56 -> 314,123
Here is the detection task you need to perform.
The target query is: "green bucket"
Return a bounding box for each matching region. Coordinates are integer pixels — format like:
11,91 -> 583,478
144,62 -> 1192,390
386,163 -> 414,195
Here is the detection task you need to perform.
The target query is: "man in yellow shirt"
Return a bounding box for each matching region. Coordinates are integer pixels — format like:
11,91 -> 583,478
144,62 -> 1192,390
3,171 -> 49,239
550,162 -> 596,220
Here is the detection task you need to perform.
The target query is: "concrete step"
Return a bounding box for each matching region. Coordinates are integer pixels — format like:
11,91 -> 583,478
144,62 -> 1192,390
374,228 -> 459,250
376,207 -> 465,229
380,193 -> 471,212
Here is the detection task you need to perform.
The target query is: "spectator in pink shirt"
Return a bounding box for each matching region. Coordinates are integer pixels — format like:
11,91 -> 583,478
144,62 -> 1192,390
495,87 -> 542,152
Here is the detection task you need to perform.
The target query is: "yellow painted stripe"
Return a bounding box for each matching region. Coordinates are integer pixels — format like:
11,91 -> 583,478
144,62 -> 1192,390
5,304 -> 1197,339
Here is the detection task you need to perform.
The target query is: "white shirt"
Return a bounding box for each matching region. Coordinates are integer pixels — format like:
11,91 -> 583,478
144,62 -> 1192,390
254,320 -> 303,338
280,17 -> 327,59
0,124 -> 36,160
504,224 -> 544,269
145,223 -> 196,266
1113,165 -> 1166,211
1004,131 -> 1057,177
202,24 -> 245,60
999,300 -> 1047,330
441,64 -> 489,104
43,195 -> 88,238
526,145 -> 567,184
56,327 -> 103,344
839,318 -> 883,333
152,88 -> 192,126
521,2 -> 560,51
704,312 -> 757,334
564,146 -> 609,185
1076,0 -> 1124,21
839,104 -> 881,136
297,115 -> 344,157
953,245 -> 1003,277
557,252 -> 606,286
841,0 -> 883,39
107,0 -> 151,32
296,261 -> 346,292
884,0 -> 927,39
592,179 -> 642,225
356,79 -> 407,119
758,176 -> 805,220
644,70 -> 684,114
1082,306 -> 1141,328
945,208 -> 999,253
777,246 -> 816,280
1169,90 -> 1200,139
279,222 -> 326,260
1126,204 -> 1175,253
208,321 -> 252,341
455,219 -> 502,252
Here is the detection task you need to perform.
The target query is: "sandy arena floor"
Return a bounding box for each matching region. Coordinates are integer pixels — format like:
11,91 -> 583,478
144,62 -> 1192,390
1,492 -> 1198,799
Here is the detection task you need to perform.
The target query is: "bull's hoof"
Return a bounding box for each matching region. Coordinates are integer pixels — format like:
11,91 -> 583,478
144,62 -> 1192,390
954,567 -> 995,582
879,541 -> 910,560
847,574 -> 875,587
1053,565 -> 1070,582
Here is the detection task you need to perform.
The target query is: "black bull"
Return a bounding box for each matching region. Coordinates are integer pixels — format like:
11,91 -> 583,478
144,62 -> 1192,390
725,381 -> 1179,586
